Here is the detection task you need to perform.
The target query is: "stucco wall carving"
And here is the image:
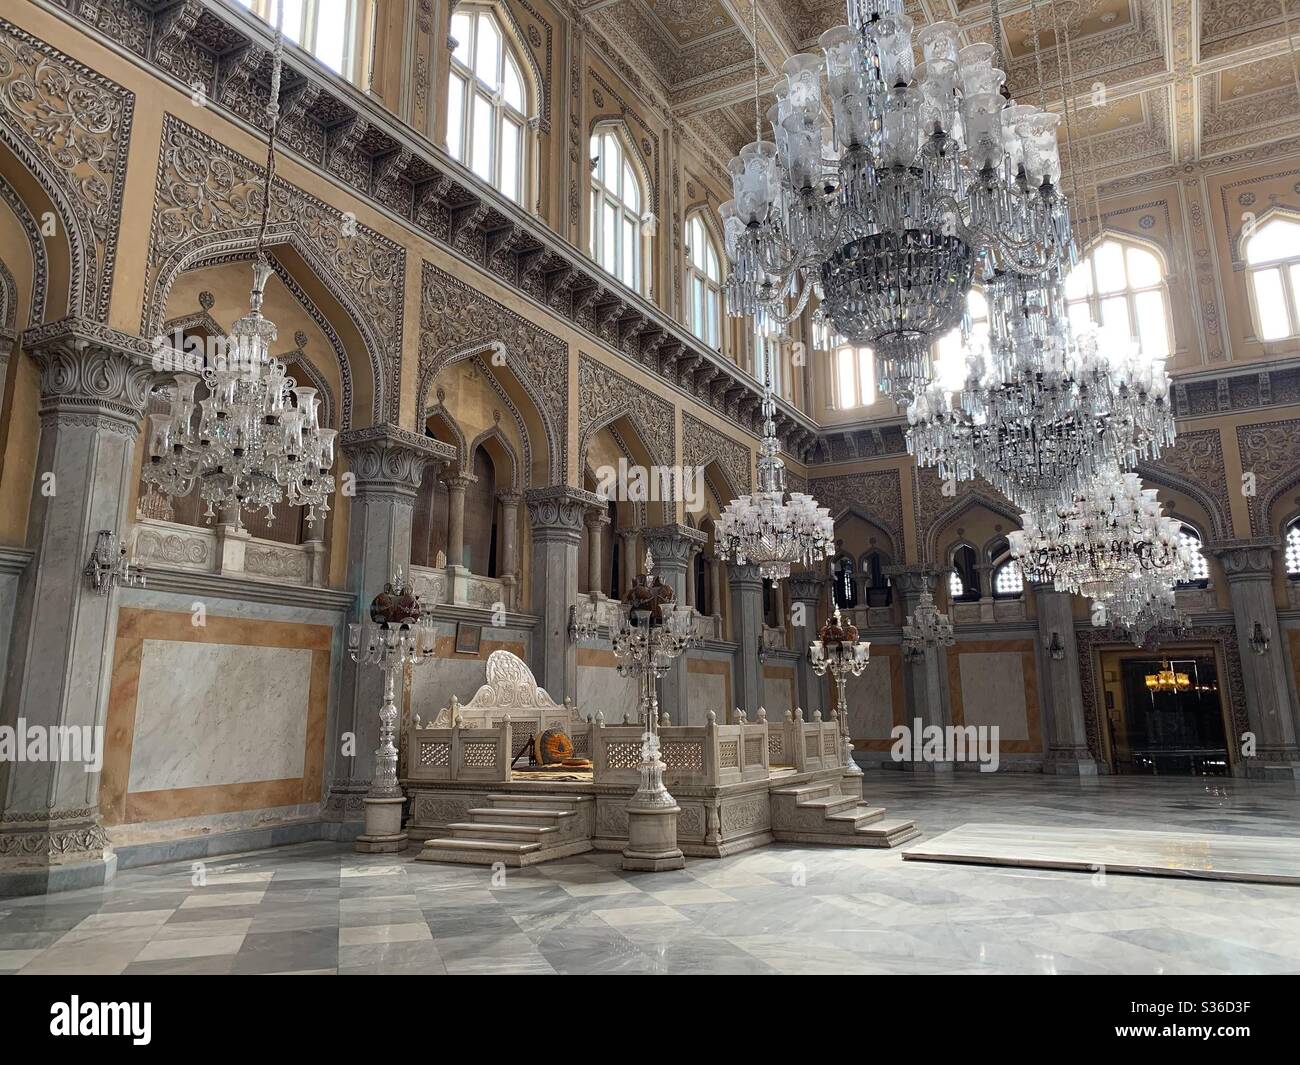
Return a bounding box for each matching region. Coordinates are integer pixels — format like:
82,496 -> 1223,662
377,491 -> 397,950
1237,419 -> 1300,535
1139,427 -> 1233,538
144,115 -> 402,424
418,260 -> 566,482
808,468 -> 905,558
578,353 -> 675,471
682,411 -> 750,498
0,20 -> 134,322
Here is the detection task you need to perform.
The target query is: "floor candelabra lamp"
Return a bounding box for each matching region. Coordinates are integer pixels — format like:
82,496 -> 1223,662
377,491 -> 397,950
348,569 -> 437,853
808,606 -> 871,777
576,550 -> 695,871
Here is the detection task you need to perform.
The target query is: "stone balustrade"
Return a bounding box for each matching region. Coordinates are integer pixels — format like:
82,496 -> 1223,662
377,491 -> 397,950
129,517 -> 326,586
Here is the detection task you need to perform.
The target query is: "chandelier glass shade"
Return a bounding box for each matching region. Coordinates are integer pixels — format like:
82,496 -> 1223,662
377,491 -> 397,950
901,585 -> 954,656
716,386 -> 835,582
1144,660 -> 1191,694
143,262 -> 338,528
719,5 -> 1077,405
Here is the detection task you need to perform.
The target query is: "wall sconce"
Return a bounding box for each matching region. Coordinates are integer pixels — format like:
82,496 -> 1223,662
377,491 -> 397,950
1249,622 -> 1271,656
1048,632 -> 1066,661
84,529 -> 145,596
567,604 -> 578,642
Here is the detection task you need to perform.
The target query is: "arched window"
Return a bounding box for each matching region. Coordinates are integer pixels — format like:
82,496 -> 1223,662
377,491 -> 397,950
862,551 -> 892,607
590,126 -> 647,293
1064,236 -> 1172,360
448,7 -> 530,203
1176,523 -> 1210,588
832,555 -> 858,609
831,342 -> 874,409
992,560 -> 1024,598
949,544 -> 979,602
235,0 -> 370,82
686,213 -> 723,349
1242,215 -> 1300,341
1286,519 -> 1300,579
934,288 -> 990,392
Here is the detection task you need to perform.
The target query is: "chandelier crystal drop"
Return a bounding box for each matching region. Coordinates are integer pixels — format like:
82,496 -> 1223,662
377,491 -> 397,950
716,374 -> 835,582
901,585 -> 955,657
719,4 -> 1076,405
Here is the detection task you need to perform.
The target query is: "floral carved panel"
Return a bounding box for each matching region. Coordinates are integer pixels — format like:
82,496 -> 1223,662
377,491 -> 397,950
0,20 -> 135,322
1237,419 -> 1300,535
1138,428 -> 1233,538
809,468 -> 904,559
418,260 -> 566,482
144,115 -> 403,424
578,354 -> 675,472
682,411 -> 750,498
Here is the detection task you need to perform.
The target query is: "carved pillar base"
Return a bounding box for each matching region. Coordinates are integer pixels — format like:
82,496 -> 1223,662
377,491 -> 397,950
622,803 -> 685,872
354,796 -> 408,853
0,807 -> 117,897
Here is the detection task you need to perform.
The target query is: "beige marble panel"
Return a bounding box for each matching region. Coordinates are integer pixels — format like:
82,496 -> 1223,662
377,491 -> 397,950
577,663 -> 641,724
687,670 -> 727,721
762,675 -> 793,718
845,657 -> 894,741
128,640 -> 311,792
957,652 -> 1030,740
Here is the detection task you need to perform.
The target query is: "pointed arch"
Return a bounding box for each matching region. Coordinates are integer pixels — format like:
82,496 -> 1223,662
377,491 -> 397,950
0,172 -> 47,326
923,491 -> 1022,565
423,403 -> 468,469
1136,460 -> 1231,539
468,422 -> 521,492
589,119 -> 652,294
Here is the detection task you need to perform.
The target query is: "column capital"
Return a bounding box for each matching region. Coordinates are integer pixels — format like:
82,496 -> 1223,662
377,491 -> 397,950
1209,538 -> 1278,579
787,573 -> 825,604
340,425 -> 452,497
883,564 -> 941,596
584,507 -> 611,530
23,316 -> 156,428
725,561 -> 765,588
443,471 -> 478,491
496,489 -> 524,507
642,523 -> 708,568
525,485 -> 602,542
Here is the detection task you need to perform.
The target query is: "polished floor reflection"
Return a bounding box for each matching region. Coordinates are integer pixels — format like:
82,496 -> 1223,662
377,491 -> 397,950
2,775 -> 1299,974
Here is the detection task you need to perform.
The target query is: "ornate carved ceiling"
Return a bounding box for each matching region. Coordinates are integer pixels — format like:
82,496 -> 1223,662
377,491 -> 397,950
575,0 -> 1300,188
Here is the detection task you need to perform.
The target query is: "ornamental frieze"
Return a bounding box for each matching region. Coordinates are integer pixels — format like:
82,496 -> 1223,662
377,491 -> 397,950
0,20 -> 134,322
682,411 -> 751,498
144,115 -> 403,424
418,261 -> 567,483
577,354 -> 676,472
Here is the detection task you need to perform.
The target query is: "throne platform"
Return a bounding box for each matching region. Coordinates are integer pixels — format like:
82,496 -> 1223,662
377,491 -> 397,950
403,652 -> 919,866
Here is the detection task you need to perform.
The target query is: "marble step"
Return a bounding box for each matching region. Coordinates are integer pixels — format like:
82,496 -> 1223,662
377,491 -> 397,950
798,795 -> 863,817
417,835 -> 593,868
771,783 -> 836,802
468,807 -> 575,827
486,793 -> 593,809
825,805 -> 887,826
851,818 -> 922,847
447,821 -> 558,843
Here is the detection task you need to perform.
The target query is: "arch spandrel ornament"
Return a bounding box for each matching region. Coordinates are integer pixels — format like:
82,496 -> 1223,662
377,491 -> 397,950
143,115 -> 402,425
0,21 -> 134,323
576,353 -> 675,472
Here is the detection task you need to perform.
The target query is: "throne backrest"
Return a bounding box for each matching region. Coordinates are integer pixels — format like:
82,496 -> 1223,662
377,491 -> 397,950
427,650 -> 579,735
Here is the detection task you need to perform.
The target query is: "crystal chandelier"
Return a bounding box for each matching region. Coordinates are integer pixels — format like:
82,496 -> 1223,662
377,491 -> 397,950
1007,464 -> 1201,605
901,585 -> 954,658
716,336 -> 835,582
1096,567 -> 1189,644
719,0 -> 1074,405
142,2 -> 336,530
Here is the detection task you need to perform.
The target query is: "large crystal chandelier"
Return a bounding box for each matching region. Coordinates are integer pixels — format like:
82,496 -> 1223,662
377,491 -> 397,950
716,334 -> 835,582
1007,464 -> 1201,603
901,585 -> 954,658
719,0 -> 1073,406
142,2 -> 336,529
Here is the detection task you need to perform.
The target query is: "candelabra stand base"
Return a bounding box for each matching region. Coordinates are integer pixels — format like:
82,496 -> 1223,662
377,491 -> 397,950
622,799 -> 686,871
354,795 -> 409,853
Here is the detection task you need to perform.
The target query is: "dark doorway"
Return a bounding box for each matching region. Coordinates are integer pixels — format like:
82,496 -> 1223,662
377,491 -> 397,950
1110,655 -> 1229,776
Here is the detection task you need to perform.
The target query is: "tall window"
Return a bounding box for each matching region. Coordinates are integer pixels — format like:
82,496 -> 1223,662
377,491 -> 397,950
1243,215 -> 1300,341
949,544 -> 979,602
831,343 -> 874,409
1286,519 -> 1300,578
833,555 -> 858,609
934,288 -> 990,392
1065,237 -> 1171,360
1176,523 -> 1210,588
448,8 -> 529,203
590,127 -> 647,293
686,213 -> 722,349
235,0 -> 368,81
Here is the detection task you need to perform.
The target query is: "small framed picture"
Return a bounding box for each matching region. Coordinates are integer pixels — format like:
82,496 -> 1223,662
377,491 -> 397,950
455,622 -> 482,655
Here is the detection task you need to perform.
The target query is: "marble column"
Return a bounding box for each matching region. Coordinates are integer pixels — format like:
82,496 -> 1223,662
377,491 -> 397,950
728,562 -> 765,718
685,545 -> 702,609
709,557 -> 724,621
787,574 -> 826,721
496,490 -> 522,610
444,471 -> 474,568
1211,539 -> 1300,778
618,528 -> 639,591
584,508 -> 609,595
887,565 -> 952,774
1031,583 -> 1097,775
328,426 -> 453,823
0,320 -> 154,894
526,486 -> 600,701
642,524 -> 707,724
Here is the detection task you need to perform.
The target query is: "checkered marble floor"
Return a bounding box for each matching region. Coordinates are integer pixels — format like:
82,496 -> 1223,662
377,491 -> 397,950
3,774 -> 1300,975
